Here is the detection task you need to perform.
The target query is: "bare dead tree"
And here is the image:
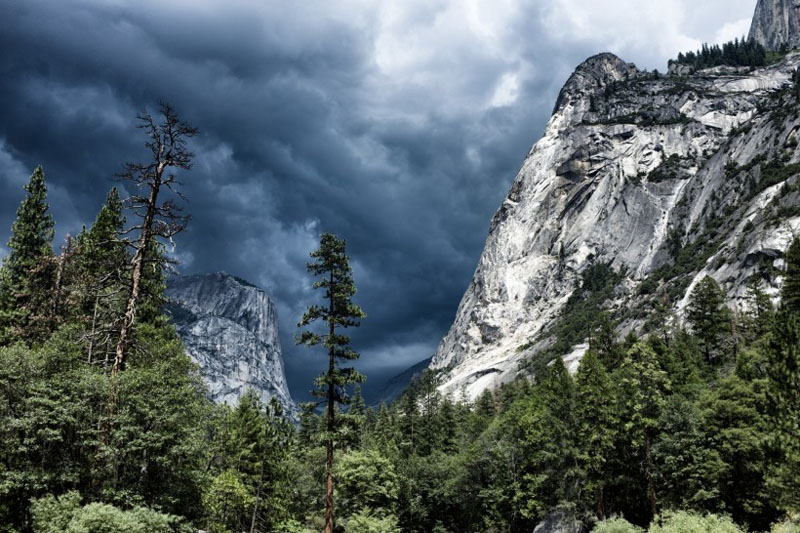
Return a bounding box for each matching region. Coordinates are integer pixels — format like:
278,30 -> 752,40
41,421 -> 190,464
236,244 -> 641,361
111,103 -> 197,377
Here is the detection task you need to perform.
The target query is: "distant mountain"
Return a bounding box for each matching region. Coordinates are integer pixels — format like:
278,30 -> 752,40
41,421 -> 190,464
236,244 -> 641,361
166,272 -> 296,418
366,357 -> 432,406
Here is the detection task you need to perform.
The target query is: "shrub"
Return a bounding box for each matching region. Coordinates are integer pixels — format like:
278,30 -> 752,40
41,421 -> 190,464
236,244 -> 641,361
31,491 -> 189,533
649,511 -> 743,533
592,517 -> 644,533
344,509 -> 401,533
772,513 -> 800,533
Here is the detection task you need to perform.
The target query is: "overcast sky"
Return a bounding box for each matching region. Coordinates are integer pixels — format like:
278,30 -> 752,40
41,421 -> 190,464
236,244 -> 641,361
0,0 -> 757,401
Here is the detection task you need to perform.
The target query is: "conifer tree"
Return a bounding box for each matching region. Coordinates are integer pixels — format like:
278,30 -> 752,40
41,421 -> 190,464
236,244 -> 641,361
781,237 -> 800,314
746,276 -> 775,339
619,342 -> 671,520
575,350 -> 617,519
297,232 -> 366,533
687,276 -> 730,362
0,166 -> 55,344
74,188 -> 129,363
764,236 -> 800,510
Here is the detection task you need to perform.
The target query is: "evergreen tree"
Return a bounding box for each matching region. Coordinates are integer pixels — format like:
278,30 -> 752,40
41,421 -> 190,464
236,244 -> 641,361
575,350 -> 617,518
766,314 -> 800,509
781,237 -> 800,314
687,276 -> 730,363
297,232 -> 366,533
619,342 -> 671,520
518,358 -> 580,520
746,276 -> 775,340
73,188 -> 129,364
0,166 -> 56,345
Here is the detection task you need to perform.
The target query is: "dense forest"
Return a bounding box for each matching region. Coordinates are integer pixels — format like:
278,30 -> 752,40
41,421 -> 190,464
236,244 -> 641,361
1,105 -> 800,533
670,37 -> 769,69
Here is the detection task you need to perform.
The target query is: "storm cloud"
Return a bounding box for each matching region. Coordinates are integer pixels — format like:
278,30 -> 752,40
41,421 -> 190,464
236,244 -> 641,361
0,0 -> 756,400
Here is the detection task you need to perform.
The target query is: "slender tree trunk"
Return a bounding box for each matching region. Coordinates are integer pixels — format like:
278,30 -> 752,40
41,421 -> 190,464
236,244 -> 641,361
88,295 -> 99,364
596,487 -> 605,521
250,456 -> 266,533
324,270 -> 335,533
112,173 -> 160,377
49,238 -> 69,332
645,437 -> 658,519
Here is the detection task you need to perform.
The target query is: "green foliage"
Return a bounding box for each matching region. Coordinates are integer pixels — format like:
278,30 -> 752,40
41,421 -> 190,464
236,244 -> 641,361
671,38 -> 766,69
782,237 -> 800,313
687,276 -> 730,363
765,311 -> 800,510
344,509 -> 401,533
648,154 -> 683,183
0,166 -> 56,345
527,263 -> 624,372
772,513 -> 800,533
336,449 -> 399,515
756,160 -> 800,199
592,517 -> 644,533
31,491 -> 190,533
649,511 -> 743,533
202,470 -> 254,533
297,232 -> 366,406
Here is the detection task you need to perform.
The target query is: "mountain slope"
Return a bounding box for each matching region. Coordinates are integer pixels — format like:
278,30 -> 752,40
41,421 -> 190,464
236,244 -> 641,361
431,47 -> 800,399
166,272 -> 296,417
750,0 -> 800,51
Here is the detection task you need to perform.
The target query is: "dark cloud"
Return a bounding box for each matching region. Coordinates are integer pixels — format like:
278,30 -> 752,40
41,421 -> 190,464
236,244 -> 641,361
0,0 -> 755,400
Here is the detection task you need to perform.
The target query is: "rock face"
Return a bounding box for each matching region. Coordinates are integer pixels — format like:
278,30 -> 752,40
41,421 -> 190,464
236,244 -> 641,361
166,272 -> 296,418
749,0 -> 800,51
431,45 -> 800,399
532,510 -> 588,533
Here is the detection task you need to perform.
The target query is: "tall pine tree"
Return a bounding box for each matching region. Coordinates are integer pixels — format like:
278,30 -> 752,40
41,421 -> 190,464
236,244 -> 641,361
297,232 -> 366,533
0,166 -> 55,345
687,276 -> 730,363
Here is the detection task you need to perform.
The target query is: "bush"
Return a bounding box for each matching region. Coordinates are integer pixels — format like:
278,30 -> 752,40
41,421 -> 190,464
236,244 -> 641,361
31,491 -> 189,533
772,513 -> 800,533
592,517 -> 644,533
649,511 -> 743,533
344,509 -> 401,533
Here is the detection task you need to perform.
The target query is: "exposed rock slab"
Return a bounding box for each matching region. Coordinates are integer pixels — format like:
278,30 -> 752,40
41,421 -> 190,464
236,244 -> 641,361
431,50 -> 800,400
167,272 -> 296,418
749,0 -> 800,51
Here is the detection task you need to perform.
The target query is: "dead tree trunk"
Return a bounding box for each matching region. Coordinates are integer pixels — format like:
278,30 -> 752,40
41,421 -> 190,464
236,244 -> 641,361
110,103 -> 197,377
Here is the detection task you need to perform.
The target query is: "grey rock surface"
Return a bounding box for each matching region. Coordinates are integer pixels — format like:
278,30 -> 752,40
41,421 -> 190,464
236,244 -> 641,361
749,0 -> 800,50
431,49 -> 800,399
532,510 -> 588,533
166,272 -> 296,418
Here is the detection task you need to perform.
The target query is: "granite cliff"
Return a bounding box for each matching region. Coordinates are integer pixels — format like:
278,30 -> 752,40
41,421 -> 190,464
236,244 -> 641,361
166,272 -> 296,418
431,2 -> 800,399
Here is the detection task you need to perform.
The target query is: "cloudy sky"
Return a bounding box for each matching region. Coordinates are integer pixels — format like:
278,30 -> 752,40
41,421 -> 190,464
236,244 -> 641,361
0,0 -> 757,400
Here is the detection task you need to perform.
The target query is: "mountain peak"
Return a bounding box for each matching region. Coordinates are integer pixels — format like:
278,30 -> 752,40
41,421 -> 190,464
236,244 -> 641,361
554,53 -> 639,114
749,0 -> 800,50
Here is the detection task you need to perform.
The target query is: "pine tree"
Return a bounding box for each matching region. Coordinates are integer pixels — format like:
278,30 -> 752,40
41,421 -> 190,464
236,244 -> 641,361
518,358 -> 580,520
74,188 -> 129,364
746,276 -> 775,340
575,350 -> 617,519
687,276 -> 730,363
297,232 -> 366,533
764,237 -> 800,510
0,166 -> 55,344
619,342 -> 671,520
781,236 -> 800,314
